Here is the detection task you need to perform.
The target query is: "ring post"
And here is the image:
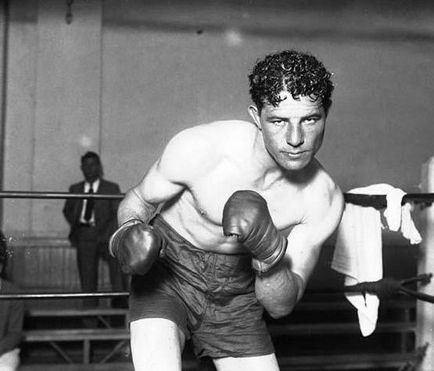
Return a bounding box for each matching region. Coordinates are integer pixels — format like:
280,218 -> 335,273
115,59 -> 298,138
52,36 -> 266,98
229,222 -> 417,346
417,156 -> 434,370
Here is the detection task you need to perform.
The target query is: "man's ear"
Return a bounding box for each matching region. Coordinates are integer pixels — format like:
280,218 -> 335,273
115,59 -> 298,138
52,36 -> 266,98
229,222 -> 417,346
248,105 -> 262,129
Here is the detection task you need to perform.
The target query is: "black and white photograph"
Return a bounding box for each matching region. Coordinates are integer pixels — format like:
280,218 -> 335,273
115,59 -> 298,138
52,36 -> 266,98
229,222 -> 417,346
0,1 -> 433,370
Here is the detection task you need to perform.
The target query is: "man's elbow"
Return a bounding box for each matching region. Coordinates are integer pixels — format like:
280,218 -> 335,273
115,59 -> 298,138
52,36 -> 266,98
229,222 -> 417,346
257,289 -> 298,318
260,284 -> 304,319
266,303 -> 295,319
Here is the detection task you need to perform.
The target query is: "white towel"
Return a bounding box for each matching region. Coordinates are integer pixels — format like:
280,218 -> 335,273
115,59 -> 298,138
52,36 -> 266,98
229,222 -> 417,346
383,188 -> 422,244
400,202 -> 422,245
331,184 -> 422,336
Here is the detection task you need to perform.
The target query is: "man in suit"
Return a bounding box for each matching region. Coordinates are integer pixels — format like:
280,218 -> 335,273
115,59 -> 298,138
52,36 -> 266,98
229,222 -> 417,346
63,151 -> 127,308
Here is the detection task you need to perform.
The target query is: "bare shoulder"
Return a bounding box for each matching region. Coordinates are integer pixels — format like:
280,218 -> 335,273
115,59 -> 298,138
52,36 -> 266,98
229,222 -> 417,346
159,120 -> 255,182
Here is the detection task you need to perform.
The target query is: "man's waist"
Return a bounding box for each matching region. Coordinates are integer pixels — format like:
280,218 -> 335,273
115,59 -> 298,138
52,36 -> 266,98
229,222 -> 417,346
156,214 -> 249,255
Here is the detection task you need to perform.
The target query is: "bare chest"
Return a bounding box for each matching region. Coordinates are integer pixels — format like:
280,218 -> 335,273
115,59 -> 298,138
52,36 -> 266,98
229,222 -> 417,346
188,172 -> 305,231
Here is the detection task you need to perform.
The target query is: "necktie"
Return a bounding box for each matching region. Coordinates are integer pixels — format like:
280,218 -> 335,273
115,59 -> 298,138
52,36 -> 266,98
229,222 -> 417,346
84,184 -> 94,222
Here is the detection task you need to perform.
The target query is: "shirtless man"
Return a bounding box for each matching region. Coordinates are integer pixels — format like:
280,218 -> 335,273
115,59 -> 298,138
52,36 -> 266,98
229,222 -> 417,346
110,49 -> 344,371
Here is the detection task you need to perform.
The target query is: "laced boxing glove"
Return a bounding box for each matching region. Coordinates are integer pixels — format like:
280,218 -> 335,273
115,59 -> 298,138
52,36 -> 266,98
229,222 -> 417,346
222,190 -> 288,275
109,219 -> 162,275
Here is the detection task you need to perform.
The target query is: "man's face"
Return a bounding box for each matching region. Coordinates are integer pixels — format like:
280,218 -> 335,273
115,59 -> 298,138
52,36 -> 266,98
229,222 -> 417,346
249,92 -> 326,172
81,157 -> 100,183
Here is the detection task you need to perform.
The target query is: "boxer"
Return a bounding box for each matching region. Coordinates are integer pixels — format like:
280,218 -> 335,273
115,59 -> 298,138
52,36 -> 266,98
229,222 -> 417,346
110,49 -> 344,371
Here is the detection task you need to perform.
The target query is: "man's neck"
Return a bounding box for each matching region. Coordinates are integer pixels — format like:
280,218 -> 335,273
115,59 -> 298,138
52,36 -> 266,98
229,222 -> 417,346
252,132 -> 288,187
253,130 -> 318,186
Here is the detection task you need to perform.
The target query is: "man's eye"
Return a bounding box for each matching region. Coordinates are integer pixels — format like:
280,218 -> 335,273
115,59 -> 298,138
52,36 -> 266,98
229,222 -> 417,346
271,120 -> 285,126
304,118 -> 317,125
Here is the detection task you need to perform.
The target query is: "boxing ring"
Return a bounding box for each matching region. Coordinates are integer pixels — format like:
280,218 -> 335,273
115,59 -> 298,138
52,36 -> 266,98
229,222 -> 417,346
0,159 -> 433,370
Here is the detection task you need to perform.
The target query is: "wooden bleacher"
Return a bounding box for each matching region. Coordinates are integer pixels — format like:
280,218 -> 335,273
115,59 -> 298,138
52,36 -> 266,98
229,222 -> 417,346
18,293 -> 418,371
22,308 -> 129,365
271,294 -> 418,370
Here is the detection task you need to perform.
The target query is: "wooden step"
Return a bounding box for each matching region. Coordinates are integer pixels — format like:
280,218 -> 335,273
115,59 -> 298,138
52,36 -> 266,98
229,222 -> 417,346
19,363 -> 134,371
19,360 -> 198,371
27,308 -> 128,317
24,319 -> 415,343
278,352 -> 416,370
269,321 -> 415,336
24,328 -> 129,342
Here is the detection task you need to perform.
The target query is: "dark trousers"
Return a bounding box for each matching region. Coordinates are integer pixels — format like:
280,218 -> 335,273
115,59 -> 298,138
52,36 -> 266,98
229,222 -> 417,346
76,225 -> 128,308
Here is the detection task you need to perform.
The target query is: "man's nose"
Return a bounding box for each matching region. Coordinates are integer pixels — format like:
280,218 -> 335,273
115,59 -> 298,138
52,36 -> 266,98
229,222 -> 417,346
286,123 -> 304,147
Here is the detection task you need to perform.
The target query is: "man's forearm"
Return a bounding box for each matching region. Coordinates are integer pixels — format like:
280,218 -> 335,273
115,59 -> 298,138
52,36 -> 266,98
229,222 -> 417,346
109,188 -> 158,258
254,259 -> 304,319
118,188 -> 157,226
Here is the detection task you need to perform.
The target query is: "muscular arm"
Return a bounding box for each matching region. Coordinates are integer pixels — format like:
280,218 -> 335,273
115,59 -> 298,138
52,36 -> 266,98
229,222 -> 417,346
117,187 -> 159,227
110,127 -> 217,266
110,129 -> 209,267
256,185 -> 344,318
118,126 -> 216,227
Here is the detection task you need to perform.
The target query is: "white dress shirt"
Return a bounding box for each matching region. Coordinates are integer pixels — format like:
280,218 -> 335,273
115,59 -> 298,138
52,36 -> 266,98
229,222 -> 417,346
79,179 -> 100,225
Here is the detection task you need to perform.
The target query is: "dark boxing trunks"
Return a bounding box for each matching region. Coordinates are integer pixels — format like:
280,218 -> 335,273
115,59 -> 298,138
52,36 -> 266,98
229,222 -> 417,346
129,214 -> 274,358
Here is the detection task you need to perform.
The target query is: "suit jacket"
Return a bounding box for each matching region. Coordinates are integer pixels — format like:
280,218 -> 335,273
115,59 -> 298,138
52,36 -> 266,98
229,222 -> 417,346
63,179 -> 121,248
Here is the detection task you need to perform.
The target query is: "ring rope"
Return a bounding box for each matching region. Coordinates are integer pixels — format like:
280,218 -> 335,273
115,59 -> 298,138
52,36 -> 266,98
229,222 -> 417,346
343,273 -> 434,303
0,274 -> 432,301
344,193 -> 434,209
0,191 -> 123,199
0,291 -> 129,300
0,190 -> 433,206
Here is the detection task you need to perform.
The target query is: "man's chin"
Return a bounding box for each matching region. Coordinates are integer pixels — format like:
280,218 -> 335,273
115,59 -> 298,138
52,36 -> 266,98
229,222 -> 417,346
285,165 -> 305,173
280,159 -> 310,172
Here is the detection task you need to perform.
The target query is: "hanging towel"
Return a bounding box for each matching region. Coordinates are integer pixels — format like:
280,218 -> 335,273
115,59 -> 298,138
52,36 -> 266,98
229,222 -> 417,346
400,202 -> 422,245
383,187 -> 422,244
331,184 -> 422,336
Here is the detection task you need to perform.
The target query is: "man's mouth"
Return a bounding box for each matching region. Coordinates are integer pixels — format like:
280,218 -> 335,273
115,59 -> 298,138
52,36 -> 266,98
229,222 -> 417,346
283,151 -> 307,159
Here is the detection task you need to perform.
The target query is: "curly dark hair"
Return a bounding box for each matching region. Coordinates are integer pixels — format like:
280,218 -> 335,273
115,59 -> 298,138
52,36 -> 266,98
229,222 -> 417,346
248,50 -> 334,114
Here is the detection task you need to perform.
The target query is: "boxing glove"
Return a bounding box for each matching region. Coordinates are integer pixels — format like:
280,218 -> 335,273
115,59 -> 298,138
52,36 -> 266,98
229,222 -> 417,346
109,219 -> 162,275
222,190 -> 287,275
